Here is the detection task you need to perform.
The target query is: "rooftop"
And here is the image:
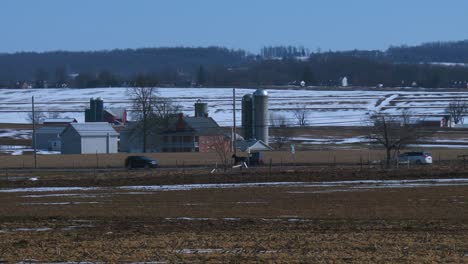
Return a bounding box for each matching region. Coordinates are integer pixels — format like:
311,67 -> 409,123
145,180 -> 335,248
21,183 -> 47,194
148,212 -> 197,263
36,126 -> 66,134
65,122 -> 119,137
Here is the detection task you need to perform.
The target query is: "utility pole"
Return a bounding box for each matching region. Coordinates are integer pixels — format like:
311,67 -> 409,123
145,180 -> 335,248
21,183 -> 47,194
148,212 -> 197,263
232,88 -> 237,155
32,96 -> 37,169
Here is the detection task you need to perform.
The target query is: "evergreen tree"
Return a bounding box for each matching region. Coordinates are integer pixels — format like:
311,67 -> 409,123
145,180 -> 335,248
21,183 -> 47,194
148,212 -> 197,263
196,65 -> 206,86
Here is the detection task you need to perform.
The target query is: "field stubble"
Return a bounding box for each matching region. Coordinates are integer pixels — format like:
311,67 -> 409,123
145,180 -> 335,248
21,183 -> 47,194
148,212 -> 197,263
0,168 -> 467,262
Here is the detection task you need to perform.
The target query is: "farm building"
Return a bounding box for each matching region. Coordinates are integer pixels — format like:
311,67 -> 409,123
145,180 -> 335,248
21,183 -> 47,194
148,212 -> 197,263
104,108 -> 127,125
160,114 -> 229,153
416,117 -> 445,127
60,122 -> 119,154
235,139 -> 273,165
119,115 -> 229,153
34,126 -> 66,151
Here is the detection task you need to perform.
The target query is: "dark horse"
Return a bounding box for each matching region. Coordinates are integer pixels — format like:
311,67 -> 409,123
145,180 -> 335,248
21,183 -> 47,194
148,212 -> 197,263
232,154 -> 248,165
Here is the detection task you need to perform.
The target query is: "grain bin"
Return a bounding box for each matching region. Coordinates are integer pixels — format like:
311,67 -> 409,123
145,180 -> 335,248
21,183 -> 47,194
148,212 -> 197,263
194,99 -> 208,117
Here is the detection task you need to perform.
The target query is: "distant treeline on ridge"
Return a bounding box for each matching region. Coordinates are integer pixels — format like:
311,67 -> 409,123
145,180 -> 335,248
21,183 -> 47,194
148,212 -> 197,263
2,40 -> 468,89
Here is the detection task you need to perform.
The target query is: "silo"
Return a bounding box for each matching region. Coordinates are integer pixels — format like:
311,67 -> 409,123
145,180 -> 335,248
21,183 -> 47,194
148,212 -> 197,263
85,109 -> 92,122
241,94 -> 253,140
89,98 -> 96,122
95,97 -> 104,122
253,89 -> 269,144
194,99 -> 208,117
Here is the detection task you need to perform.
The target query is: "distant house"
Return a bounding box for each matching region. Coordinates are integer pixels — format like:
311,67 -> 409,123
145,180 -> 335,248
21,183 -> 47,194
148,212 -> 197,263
416,117 -> 445,127
43,118 -> 78,126
60,122 -> 119,154
120,114 -> 228,153
160,114 -> 229,153
34,126 -> 66,151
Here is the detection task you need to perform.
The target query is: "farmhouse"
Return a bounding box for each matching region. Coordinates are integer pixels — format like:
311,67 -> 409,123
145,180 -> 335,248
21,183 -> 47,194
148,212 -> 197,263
34,126 -> 66,151
160,114 -> 229,153
60,122 -> 119,154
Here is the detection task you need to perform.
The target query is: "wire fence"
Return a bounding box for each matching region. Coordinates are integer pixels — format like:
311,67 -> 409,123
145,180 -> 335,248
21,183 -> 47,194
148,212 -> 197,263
0,149 -> 466,170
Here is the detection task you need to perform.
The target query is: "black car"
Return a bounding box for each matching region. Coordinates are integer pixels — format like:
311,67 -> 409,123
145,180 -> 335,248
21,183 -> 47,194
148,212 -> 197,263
125,156 -> 159,169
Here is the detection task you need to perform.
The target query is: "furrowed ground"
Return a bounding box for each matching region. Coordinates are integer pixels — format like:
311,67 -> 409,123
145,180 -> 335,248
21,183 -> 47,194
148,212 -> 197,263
0,168 -> 467,262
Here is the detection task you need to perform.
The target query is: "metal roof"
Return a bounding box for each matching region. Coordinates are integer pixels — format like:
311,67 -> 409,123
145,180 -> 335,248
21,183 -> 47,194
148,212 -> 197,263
183,117 -> 222,135
235,139 -> 272,152
36,126 -> 66,134
65,122 -> 119,137
253,89 -> 268,96
43,118 -> 77,123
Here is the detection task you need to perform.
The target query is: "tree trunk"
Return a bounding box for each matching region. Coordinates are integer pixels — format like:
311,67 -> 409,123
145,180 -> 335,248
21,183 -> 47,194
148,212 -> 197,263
386,148 -> 392,169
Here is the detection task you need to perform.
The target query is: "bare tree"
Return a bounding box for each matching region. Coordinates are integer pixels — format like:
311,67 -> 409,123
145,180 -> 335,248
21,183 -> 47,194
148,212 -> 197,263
46,111 -> 61,119
269,112 -> 288,128
293,105 -> 308,126
270,127 -> 292,150
27,111 -> 46,124
447,98 -> 467,126
367,111 -> 420,168
127,87 -> 180,152
210,133 -> 232,171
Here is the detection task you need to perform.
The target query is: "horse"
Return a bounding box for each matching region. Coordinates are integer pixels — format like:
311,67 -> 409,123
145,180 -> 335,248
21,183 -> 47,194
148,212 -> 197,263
232,154 -> 248,165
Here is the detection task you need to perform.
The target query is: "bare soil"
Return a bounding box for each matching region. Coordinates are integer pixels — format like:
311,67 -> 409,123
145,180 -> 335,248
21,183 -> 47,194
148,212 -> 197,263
0,168 -> 467,262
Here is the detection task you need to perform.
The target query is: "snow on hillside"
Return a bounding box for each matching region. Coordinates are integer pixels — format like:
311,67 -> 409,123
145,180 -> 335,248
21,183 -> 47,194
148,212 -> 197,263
0,87 -> 467,126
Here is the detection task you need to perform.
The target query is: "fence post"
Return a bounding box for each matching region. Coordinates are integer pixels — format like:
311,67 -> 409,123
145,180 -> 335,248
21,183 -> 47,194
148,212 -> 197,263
269,158 -> 272,176
360,154 -> 363,170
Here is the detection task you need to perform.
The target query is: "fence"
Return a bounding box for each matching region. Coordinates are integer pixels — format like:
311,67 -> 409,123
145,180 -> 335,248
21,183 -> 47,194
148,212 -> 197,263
0,149 -> 466,169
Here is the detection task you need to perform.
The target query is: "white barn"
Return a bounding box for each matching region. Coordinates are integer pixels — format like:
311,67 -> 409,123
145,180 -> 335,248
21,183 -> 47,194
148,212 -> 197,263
60,123 -> 119,154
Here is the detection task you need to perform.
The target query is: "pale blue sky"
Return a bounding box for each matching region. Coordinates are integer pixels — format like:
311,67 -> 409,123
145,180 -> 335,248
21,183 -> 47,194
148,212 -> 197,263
1,0 -> 467,53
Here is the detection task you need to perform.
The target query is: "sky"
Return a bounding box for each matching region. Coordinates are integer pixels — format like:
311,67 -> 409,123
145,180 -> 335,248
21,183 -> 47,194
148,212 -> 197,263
1,0 -> 467,54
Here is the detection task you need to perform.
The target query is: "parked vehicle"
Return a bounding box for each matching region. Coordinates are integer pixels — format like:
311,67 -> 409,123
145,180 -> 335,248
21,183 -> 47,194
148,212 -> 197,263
398,151 -> 432,164
125,156 -> 159,169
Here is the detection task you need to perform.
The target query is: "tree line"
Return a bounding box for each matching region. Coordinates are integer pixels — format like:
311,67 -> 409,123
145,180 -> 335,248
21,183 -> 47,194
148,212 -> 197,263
2,41 -> 468,89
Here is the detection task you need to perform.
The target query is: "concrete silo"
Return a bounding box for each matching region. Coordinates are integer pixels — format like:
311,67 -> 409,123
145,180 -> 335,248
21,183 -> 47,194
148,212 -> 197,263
85,97 -> 104,122
194,99 -> 208,117
95,97 -> 104,122
241,94 -> 253,140
252,89 -> 269,144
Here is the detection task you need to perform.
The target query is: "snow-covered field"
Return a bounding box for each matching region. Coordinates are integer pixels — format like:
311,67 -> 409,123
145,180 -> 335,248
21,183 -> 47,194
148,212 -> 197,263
1,87 -> 468,126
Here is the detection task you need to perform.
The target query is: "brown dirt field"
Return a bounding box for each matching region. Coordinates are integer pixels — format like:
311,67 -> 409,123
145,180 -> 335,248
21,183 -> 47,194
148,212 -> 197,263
0,169 -> 467,262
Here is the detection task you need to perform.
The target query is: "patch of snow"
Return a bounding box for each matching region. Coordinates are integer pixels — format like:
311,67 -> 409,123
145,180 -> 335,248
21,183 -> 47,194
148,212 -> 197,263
21,202 -> 100,205
0,186 -> 100,193
20,193 -> 102,198
165,217 -> 213,221
12,227 -> 52,232
236,201 -> 268,204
